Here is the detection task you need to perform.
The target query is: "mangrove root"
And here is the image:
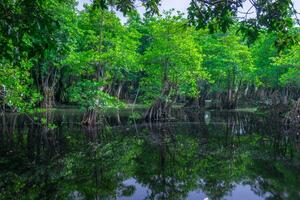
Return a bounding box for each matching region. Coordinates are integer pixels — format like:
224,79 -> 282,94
82,109 -> 99,126
145,100 -> 172,121
284,97 -> 300,129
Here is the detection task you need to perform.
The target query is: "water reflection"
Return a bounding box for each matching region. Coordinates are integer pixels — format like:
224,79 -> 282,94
0,110 -> 299,200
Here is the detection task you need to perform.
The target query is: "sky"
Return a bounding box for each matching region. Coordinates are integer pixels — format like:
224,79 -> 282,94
77,0 -> 300,23
77,0 -> 190,13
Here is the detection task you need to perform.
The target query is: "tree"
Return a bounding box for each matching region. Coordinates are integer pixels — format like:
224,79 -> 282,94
31,0 -> 77,108
273,40 -> 300,126
188,0 -> 299,48
141,12 -> 208,120
0,0 -> 77,111
64,6 -> 140,125
251,33 -> 278,88
275,42 -> 300,88
250,32 -> 295,106
197,30 -> 255,109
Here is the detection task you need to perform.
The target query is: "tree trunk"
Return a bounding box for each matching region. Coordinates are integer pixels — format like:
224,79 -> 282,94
116,83 -> 123,99
282,87 -> 289,105
284,97 -> 300,128
82,109 -> 98,126
145,81 -> 177,121
199,81 -> 210,107
40,66 -> 58,109
42,86 -> 55,109
222,69 -> 236,109
145,59 -> 176,121
0,85 -> 6,112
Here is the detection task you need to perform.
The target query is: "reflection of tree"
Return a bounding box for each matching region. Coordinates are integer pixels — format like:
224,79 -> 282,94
0,112 -> 68,199
0,111 -> 300,200
132,120 -> 242,200
243,133 -> 300,200
133,123 -> 201,199
55,127 -> 145,200
0,119 -> 143,199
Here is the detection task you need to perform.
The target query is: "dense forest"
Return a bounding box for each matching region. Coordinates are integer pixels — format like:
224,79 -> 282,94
1,1 -> 300,199
0,0 -> 299,125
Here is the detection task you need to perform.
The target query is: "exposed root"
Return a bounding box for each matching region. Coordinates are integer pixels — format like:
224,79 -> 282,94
284,97 -> 300,130
145,99 -> 172,121
82,109 -> 99,126
144,82 -> 177,121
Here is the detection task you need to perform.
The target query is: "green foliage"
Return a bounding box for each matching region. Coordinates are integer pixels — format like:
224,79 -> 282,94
0,0 -> 299,113
140,12 -> 208,105
92,0 -> 161,15
0,0 -> 77,110
251,29 -> 300,89
274,44 -> 300,87
64,7 -> 140,112
67,80 -> 123,110
129,111 -> 142,122
251,33 -> 279,88
197,30 -> 255,93
0,59 -> 41,111
188,0 -> 298,48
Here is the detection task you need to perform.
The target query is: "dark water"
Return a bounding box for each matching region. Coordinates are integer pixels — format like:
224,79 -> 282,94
0,109 -> 300,200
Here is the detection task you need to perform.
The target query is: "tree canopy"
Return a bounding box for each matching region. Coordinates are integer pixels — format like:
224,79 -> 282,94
0,0 -> 299,124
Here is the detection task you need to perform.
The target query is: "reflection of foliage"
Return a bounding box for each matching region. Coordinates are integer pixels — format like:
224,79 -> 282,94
0,111 -> 300,199
133,131 -> 201,199
55,131 -> 144,199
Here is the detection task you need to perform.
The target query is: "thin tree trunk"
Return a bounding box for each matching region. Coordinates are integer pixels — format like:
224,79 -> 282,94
116,83 -> 123,99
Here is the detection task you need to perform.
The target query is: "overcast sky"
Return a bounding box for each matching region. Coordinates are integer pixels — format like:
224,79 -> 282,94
77,0 -> 190,13
77,0 -> 300,23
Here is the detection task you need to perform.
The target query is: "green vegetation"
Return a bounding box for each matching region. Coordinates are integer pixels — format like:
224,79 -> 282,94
141,12 -> 208,120
0,0 -> 299,125
1,1 -> 299,199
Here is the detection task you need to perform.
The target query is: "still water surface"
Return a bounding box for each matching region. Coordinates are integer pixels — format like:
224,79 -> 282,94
0,109 -> 299,200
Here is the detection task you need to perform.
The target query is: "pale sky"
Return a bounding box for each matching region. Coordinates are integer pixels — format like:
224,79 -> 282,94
77,0 -> 190,13
77,0 -> 300,23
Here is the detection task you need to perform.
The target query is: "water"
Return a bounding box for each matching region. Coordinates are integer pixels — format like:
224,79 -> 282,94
0,109 -> 299,200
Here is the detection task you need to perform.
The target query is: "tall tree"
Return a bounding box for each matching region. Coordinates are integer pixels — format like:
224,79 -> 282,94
141,12 -> 209,120
197,30 -> 255,109
64,6 -> 140,125
0,0 -> 77,110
